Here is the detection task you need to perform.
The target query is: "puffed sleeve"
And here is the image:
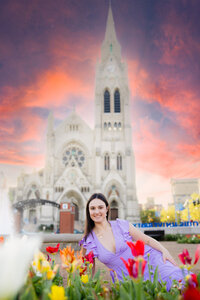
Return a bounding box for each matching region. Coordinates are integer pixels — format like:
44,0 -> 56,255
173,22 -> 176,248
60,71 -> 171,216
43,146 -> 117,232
116,218 -> 133,242
79,233 -> 98,258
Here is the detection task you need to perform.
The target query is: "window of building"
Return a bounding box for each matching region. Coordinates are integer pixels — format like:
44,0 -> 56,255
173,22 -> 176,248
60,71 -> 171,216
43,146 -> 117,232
114,90 -> 120,113
117,154 -> 122,170
104,90 -> 110,113
104,153 -> 110,170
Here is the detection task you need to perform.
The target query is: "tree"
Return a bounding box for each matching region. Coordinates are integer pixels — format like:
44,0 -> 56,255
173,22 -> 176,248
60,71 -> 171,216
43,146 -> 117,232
160,205 -> 175,222
140,209 -> 160,224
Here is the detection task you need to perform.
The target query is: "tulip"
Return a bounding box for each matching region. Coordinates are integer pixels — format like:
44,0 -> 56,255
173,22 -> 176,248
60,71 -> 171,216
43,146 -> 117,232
0,236 -> 40,299
81,274 -> 89,284
121,256 -> 146,278
32,251 -> 58,280
178,245 -> 200,266
48,285 -> 67,300
46,243 -> 60,254
83,251 -> 94,264
60,246 -> 75,265
0,236 -> 4,243
126,240 -> 145,257
183,286 -> 200,300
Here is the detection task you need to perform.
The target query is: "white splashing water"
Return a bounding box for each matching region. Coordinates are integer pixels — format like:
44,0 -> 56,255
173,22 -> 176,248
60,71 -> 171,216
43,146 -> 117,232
0,172 -> 14,235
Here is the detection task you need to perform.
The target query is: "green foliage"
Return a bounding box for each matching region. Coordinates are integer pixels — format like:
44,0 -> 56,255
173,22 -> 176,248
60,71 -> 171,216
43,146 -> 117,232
140,209 -> 160,224
177,235 -> 200,244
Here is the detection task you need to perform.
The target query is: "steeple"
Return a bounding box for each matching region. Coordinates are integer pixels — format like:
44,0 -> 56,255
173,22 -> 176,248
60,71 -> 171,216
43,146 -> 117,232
101,1 -> 121,63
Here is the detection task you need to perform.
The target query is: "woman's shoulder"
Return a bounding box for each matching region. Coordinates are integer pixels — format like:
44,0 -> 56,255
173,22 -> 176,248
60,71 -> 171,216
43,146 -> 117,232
115,218 -> 129,229
114,218 -> 132,241
79,232 -> 98,257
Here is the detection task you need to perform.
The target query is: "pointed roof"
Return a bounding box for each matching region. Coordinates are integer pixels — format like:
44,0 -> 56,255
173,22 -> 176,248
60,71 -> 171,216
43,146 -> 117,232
104,1 -> 117,43
101,1 -> 121,62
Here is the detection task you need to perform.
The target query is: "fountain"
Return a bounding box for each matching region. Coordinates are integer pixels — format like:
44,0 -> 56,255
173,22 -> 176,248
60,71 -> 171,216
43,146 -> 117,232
0,171 -> 15,235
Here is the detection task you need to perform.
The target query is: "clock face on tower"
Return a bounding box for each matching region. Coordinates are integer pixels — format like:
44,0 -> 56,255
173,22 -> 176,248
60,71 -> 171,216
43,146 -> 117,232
106,63 -> 115,73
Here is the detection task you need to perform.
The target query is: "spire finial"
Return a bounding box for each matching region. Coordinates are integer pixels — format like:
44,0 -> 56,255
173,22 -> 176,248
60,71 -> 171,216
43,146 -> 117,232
101,0 -> 121,62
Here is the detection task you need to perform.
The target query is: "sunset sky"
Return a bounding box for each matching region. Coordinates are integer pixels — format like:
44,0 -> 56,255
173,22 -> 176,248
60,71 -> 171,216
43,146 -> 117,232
0,0 -> 200,206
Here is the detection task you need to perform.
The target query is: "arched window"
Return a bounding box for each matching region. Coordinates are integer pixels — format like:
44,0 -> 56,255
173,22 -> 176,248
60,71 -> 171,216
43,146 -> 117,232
110,200 -> 118,220
117,154 -> 122,170
114,90 -> 120,113
104,153 -> 110,170
104,90 -> 110,113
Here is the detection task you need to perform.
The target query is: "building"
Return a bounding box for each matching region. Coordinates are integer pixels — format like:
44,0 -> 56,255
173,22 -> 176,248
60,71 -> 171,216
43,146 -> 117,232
13,4 -> 140,231
171,178 -> 200,209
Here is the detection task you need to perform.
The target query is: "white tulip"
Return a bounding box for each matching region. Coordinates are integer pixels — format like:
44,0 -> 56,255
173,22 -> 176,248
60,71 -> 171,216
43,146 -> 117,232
0,235 -> 41,299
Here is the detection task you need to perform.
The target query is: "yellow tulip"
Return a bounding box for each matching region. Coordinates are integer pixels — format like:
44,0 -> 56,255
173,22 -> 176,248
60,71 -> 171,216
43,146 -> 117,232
81,274 -> 89,284
48,285 -> 67,300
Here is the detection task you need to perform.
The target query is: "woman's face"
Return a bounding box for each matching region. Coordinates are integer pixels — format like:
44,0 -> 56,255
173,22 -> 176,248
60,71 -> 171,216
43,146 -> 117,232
89,198 -> 108,223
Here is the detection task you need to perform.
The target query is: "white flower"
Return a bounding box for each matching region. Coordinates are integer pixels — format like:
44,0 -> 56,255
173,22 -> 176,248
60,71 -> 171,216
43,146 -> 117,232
0,235 -> 41,299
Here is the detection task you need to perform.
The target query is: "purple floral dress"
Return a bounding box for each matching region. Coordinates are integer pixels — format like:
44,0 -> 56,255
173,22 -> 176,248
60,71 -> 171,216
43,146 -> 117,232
80,219 -> 186,290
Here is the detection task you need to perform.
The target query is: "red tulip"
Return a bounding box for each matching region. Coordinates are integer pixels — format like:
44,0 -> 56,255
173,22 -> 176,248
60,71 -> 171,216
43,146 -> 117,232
84,251 -> 94,264
178,245 -> 200,265
188,274 -> 199,288
194,245 -> 200,265
126,240 -> 145,257
46,243 -> 60,254
178,249 -> 192,265
121,256 -> 146,278
183,286 -> 200,300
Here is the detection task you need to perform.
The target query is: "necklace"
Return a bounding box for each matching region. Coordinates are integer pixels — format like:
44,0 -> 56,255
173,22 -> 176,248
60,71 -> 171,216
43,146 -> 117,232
95,224 -> 110,239
97,233 -> 103,239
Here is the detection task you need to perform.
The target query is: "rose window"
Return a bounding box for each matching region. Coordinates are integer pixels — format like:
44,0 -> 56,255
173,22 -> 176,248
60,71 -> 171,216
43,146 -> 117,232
62,147 -> 85,168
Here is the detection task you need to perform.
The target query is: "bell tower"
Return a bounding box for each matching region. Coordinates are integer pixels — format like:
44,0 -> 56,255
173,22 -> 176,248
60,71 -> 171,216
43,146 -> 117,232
94,3 -> 140,222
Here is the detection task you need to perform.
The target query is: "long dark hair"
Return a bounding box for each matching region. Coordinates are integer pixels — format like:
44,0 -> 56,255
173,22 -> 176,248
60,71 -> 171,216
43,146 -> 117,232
84,193 -> 109,241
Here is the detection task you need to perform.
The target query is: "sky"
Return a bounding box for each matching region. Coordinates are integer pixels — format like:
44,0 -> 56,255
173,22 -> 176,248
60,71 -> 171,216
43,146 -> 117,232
0,0 -> 200,206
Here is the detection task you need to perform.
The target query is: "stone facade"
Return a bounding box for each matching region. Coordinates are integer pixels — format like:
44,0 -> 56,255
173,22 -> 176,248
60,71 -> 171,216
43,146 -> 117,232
13,4 -> 140,231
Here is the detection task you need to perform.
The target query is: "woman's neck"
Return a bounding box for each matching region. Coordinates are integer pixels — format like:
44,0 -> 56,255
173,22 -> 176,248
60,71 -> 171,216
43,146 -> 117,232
94,219 -> 110,233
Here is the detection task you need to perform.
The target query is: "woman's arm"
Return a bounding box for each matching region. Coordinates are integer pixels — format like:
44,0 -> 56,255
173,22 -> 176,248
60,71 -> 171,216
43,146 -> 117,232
129,223 -> 177,266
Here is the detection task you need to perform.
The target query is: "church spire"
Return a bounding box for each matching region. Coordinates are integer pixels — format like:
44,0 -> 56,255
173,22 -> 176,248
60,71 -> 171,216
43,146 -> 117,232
101,1 -> 121,63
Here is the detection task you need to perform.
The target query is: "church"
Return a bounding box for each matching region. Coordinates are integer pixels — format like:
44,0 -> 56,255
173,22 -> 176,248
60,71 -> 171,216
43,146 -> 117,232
13,4 -> 140,232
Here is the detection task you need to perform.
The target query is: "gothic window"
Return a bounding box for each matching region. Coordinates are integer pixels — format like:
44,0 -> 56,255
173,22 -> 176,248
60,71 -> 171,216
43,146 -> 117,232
117,153 -> 122,170
104,153 -> 110,170
104,122 -> 107,129
62,146 -> 85,168
104,90 -> 110,113
114,90 -> 120,113
108,122 -> 112,130
118,122 -> 122,130
114,122 -> 117,130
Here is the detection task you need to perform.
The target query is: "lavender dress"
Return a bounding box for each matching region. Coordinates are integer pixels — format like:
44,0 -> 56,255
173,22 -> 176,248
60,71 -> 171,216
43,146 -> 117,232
80,219 -> 186,290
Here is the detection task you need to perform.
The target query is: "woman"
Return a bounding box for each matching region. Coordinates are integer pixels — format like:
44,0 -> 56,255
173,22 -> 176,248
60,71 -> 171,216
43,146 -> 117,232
80,193 -> 186,290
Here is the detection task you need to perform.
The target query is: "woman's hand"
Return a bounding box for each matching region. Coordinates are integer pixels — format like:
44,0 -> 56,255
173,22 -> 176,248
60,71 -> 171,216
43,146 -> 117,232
162,248 -> 177,266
